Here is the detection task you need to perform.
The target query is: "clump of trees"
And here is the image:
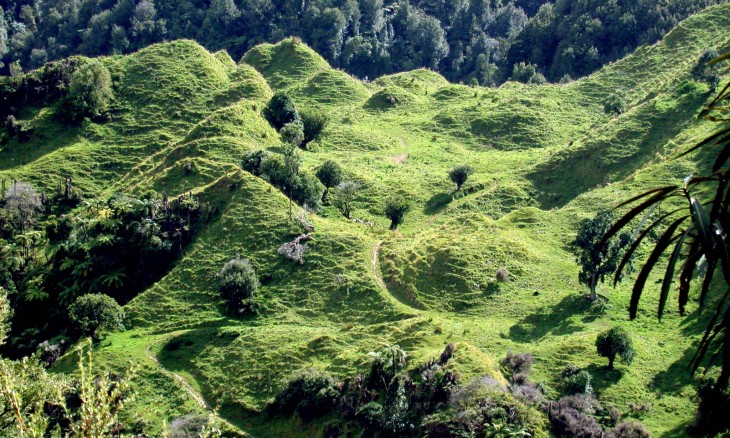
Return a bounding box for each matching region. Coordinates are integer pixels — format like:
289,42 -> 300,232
241,147 -> 325,216
384,195 -> 411,230
595,326 -> 635,369
217,256 -> 259,315
68,293 -> 124,340
59,60 -> 114,122
263,93 -> 328,151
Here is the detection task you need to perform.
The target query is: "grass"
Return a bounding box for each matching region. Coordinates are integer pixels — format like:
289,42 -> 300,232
3,4 -> 730,435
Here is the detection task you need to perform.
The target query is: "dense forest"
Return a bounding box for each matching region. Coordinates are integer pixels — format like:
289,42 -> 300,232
0,0 -> 726,85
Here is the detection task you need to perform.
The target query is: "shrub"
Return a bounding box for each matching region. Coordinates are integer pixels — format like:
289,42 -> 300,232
241,150 -> 271,176
292,173 -> 325,210
608,421 -> 651,438
604,92 -> 627,115
167,415 -> 209,438
300,109 -> 328,146
596,327 -> 635,369
496,268 -> 509,283
272,368 -> 341,421
357,402 -> 384,432
448,165 -> 473,191
217,256 -> 259,315
280,121 -> 304,147
263,92 -> 299,130
502,352 -> 534,380
384,195 -> 411,230
548,395 -> 603,437
60,60 -> 114,122
315,160 -> 343,203
68,294 -> 125,340
563,370 -> 593,395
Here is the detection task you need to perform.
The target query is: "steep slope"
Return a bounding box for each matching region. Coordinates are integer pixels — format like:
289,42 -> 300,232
2,5 -> 730,436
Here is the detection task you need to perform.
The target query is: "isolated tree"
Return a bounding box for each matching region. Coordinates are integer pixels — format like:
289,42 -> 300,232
282,144 -> 302,220
384,195 -> 411,230
333,181 -> 360,219
316,160 -> 343,203
595,326 -> 635,369
4,181 -> 42,232
572,210 -> 632,301
63,60 -> 114,121
263,92 -> 299,130
300,110 -> 329,146
217,256 -> 259,315
68,294 -> 125,340
448,165 -> 473,192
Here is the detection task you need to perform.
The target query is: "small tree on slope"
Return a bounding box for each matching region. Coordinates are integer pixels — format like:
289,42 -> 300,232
596,326 -> 635,369
572,210 -> 632,301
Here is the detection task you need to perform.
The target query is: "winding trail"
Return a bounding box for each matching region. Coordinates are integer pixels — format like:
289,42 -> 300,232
371,241 -> 388,291
144,342 -> 211,411
371,240 -> 423,311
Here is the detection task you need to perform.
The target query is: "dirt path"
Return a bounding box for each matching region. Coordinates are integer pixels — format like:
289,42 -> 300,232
144,343 -> 210,410
371,241 -> 388,291
371,241 -> 423,311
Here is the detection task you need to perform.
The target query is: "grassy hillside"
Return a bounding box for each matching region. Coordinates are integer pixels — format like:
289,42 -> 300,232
3,4 -> 730,436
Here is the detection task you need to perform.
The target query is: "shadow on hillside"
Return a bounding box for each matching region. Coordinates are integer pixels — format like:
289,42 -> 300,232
508,294 -> 589,342
584,363 -> 624,395
527,91 -> 707,209
424,192 -> 452,215
157,326 -> 240,398
651,346 -> 698,396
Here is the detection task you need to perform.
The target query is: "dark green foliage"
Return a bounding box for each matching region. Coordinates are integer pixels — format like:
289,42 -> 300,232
68,294 -> 124,340
292,173 -> 325,210
562,366 -> 593,395
0,0 -> 716,88
59,60 -> 113,122
300,110 -> 328,147
448,165 -> 474,191
217,256 -> 259,315
241,150 -> 271,177
595,327 -> 635,369
315,160 -> 343,203
691,376 -> 730,436
384,196 -> 411,230
263,92 -> 299,130
280,122 -> 304,147
604,92 -> 627,115
271,368 -> 341,421
511,62 -> 547,84
572,210 -> 632,301
692,49 -> 720,91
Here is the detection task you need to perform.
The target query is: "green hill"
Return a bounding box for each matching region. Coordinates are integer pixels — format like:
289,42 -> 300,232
2,4 -> 730,436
